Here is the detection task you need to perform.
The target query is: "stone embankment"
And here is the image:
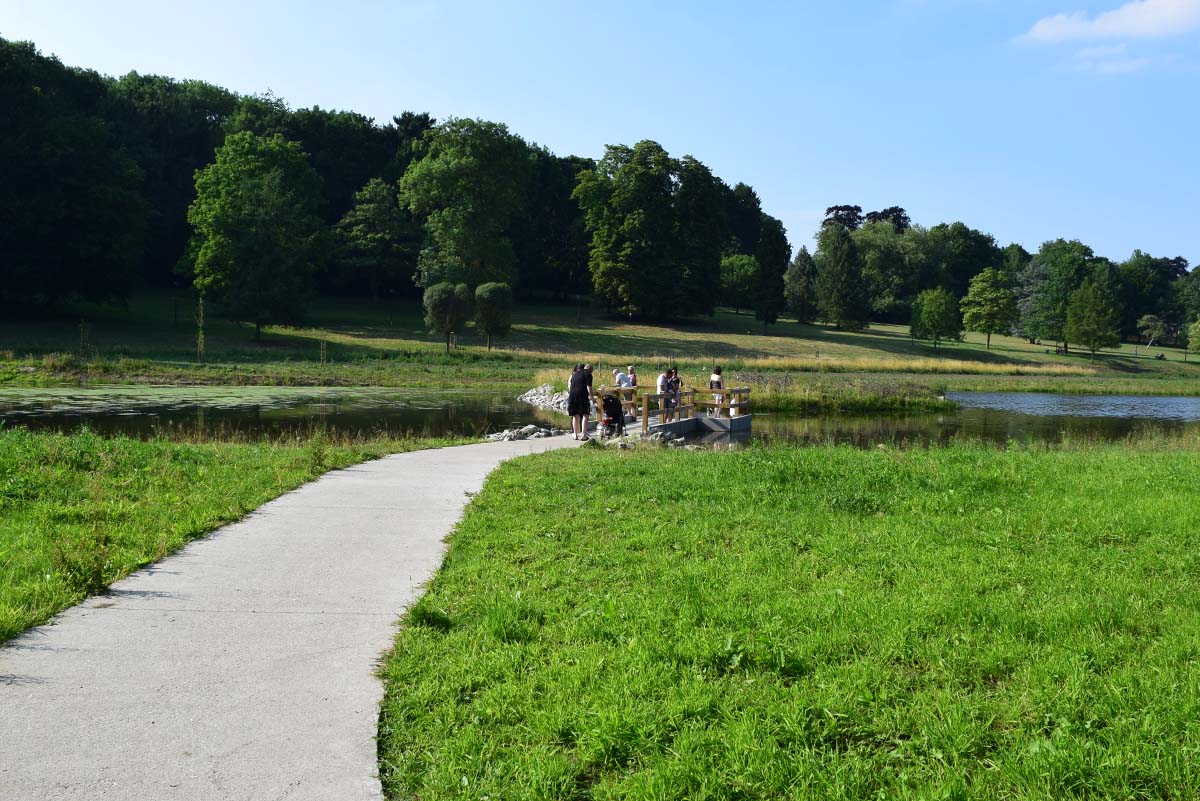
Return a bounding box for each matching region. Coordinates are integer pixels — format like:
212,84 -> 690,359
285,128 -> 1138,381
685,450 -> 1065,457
486,424 -> 567,442
517,384 -> 569,413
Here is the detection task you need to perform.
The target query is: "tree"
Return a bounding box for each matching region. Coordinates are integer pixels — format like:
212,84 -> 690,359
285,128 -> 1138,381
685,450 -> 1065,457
723,183 -> 762,256
1138,314 -> 1167,349
185,131 -> 323,338
754,215 -> 789,329
1186,320 -> 1200,363
960,268 -> 1017,349
673,156 -> 727,316
1028,239 -> 1094,350
865,206 -> 910,233
336,178 -> 419,302
574,141 -> 677,319
814,224 -> 870,330
720,254 -> 757,314
911,287 -> 962,347
783,246 -> 817,323
822,205 -> 863,230
474,282 -> 513,350
1064,278 -> 1121,361
423,282 -> 472,353
400,117 -> 532,289
510,150 -> 593,301
105,71 -> 238,287
921,221 -> 1002,299
853,220 -> 912,322
1,39 -> 147,306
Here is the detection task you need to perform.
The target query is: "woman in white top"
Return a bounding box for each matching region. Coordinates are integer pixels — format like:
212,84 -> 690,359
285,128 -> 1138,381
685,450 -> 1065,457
709,366 -> 724,417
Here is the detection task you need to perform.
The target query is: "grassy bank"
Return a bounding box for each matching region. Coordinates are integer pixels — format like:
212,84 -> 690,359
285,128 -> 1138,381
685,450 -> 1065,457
3,295 -> 1197,400
379,442 -> 1200,799
0,427 -> 468,642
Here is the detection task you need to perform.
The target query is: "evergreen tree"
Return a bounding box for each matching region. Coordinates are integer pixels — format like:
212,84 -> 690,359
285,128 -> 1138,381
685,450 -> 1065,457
1064,278 -> 1121,360
960,268 -> 1017,349
336,177 -> 419,302
783,246 -> 817,322
673,156 -> 727,316
754,215 -> 789,329
814,225 -> 870,330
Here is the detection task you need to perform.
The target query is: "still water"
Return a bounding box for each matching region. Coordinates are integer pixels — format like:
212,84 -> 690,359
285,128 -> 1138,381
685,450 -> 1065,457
1,387 -> 1199,445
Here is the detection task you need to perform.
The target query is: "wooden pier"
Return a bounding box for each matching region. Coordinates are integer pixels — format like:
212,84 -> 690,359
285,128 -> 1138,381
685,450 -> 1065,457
590,385 -> 752,437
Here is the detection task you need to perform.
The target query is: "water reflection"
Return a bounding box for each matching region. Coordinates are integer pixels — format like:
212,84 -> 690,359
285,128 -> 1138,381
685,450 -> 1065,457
2,387 -> 1199,446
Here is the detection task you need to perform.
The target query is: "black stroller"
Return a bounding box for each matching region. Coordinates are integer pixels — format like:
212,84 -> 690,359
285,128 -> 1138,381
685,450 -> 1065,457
600,394 -> 626,437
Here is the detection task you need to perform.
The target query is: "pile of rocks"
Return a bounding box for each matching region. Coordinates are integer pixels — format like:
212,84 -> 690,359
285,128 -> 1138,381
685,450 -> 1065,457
486,424 -> 568,442
592,430 -> 699,450
517,384 -> 570,413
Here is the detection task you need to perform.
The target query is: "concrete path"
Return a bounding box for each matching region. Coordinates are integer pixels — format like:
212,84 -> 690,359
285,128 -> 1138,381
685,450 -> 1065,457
0,437 -> 579,801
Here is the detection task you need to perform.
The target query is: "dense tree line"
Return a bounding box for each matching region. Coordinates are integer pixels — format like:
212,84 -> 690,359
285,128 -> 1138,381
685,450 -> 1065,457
3,36 -> 1195,354
805,203 -> 1198,354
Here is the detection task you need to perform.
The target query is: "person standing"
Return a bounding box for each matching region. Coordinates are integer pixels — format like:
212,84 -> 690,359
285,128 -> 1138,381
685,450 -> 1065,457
709,366 -> 724,417
567,364 -> 590,440
613,367 -> 631,388
627,365 -> 638,387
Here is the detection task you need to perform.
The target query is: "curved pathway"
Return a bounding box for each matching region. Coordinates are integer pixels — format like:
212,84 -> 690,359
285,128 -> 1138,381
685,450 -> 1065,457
0,437 -> 579,801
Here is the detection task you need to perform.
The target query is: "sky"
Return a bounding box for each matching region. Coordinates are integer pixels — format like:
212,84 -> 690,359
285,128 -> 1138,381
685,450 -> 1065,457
2,0 -> 1198,263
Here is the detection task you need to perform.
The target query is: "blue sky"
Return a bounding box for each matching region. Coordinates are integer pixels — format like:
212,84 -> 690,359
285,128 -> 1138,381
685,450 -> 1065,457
3,0 -> 1198,263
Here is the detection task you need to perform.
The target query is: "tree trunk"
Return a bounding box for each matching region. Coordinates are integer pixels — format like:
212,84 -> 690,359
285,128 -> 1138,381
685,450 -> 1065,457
985,332 -> 991,350
195,296 -> 206,362
254,321 -> 262,341
487,334 -> 493,351
445,332 -> 451,354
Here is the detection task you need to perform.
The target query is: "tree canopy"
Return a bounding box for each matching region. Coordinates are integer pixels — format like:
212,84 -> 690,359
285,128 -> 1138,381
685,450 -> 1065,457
185,131 -> 323,337
961,268 -> 1017,349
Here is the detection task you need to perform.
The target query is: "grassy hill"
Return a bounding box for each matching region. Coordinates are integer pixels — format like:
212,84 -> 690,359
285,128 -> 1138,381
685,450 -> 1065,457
2,294 -> 1197,403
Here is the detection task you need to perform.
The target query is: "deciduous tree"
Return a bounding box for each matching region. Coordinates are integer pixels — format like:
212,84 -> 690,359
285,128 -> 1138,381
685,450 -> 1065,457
911,287 -> 962,347
423,282 -> 472,353
1065,278 -> 1121,360
961,268 -> 1017,349
754,215 -> 789,329
474,282 -> 513,350
400,118 -> 532,289
185,131 -> 323,338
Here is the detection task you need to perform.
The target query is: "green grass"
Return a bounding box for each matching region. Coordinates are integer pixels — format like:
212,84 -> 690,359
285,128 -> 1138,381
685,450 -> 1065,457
0,427 -> 469,642
3,294 -> 1198,401
378,441 -> 1200,799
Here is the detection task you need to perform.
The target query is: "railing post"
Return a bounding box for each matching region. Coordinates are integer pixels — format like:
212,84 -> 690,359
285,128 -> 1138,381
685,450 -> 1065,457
642,394 -> 649,434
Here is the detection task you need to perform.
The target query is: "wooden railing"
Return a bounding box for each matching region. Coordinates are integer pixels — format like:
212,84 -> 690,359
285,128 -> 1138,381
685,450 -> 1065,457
639,390 -> 695,433
588,384 -> 750,434
688,386 -> 751,417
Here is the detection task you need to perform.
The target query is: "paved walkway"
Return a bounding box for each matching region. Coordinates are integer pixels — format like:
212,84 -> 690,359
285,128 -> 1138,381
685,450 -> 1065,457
0,437 -> 579,801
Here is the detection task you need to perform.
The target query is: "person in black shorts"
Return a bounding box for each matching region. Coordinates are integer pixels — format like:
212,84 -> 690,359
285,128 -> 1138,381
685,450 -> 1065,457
567,363 -> 591,440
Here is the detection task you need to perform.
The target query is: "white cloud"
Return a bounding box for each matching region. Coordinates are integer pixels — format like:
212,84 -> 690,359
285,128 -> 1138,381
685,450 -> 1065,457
1066,42 -> 1150,71
1020,0 -> 1200,43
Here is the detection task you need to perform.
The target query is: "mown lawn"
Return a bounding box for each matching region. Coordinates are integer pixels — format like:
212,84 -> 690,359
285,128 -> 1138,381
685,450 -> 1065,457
4,294 -> 1199,399
0,427 -> 466,642
379,443 -> 1200,799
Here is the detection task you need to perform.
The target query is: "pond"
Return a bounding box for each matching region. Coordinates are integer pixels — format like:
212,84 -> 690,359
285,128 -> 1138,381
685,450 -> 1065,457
1,386 -> 1198,446
0,387 -> 554,439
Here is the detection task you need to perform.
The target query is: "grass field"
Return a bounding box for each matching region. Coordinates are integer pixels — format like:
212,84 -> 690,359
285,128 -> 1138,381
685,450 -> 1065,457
0,427 -> 468,642
378,441 -> 1200,800
2,294 -> 1198,403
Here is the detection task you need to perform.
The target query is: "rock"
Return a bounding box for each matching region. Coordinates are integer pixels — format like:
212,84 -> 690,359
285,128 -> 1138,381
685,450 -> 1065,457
518,384 -> 571,414
486,423 -> 566,442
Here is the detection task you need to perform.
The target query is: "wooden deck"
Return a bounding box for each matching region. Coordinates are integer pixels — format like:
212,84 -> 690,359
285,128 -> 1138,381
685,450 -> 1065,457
590,385 -> 752,437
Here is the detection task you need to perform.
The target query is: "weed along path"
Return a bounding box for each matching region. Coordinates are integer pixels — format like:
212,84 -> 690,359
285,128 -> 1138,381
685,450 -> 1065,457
0,437 -> 580,801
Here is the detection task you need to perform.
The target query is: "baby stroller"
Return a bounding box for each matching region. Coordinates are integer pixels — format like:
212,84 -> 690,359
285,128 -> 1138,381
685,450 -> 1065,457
600,394 -> 626,437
